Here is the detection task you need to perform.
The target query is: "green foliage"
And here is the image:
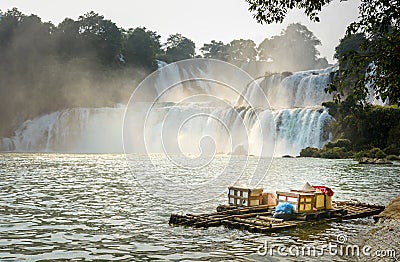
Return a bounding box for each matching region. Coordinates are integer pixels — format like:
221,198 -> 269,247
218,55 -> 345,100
258,23 -> 326,71
354,150 -> 368,161
322,101 -> 338,117
334,33 -> 366,61
384,145 -> 400,156
326,33 -> 368,102
388,122 -> 400,151
54,18 -> 82,59
331,1 -> 400,105
200,23 -> 325,70
299,103 -> 400,160
246,0 -> 400,105
355,147 -> 386,160
350,106 -> 400,150
374,148 -> 387,159
246,0 -> 332,24
326,100 -> 400,152
320,147 -> 349,159
299,147 -> 320,157
0,8 -> 204,137
77,11 -> 122,64
0,8 -> 162,137
200,38 -> 258,66
324,139 -> 352,151
298,102 -> 400,159
122,27 -> 161,70
200,40 -> 229,61
0,8 -> 25,47
164,33 -> 195,63
226,39 -> 257,66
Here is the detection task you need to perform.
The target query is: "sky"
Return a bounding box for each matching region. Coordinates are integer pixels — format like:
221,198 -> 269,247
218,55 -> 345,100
0,0 -> 361,63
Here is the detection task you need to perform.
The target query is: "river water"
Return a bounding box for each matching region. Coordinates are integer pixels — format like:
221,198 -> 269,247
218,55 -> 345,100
0,153 -> 399,261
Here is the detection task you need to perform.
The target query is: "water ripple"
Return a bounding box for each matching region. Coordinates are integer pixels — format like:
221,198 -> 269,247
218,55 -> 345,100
0,153 -> 399,261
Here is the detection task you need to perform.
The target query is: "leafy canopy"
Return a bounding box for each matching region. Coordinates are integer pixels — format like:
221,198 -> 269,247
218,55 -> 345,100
246,0 -> 400,105
122,27 -> 161,70
200,23 -> 326,71
246,0 -> 333,24
200,40 -> 229,61
164,33 -> 196,63
258,23 -> 327,71
331,0 -> 400,105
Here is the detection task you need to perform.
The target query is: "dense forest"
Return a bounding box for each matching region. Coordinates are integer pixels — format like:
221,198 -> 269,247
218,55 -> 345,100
1,2 -> 399,157
246,0 -> 400,157
0,8 -> 328,138
307,29 -> 400,157
319,0 -> 400,157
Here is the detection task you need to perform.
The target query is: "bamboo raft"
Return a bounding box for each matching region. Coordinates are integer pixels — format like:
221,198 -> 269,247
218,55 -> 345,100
169,201 -> 385,234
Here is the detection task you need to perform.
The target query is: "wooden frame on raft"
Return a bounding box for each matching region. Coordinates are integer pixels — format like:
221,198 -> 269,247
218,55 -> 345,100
228,186 -> 263,207
276,191 -> 329,213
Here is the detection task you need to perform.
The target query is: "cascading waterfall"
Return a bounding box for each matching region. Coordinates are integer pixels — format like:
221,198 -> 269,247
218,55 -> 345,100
0,64 -> 337,156
239,66 -> 335,108
0,107 -> 125,153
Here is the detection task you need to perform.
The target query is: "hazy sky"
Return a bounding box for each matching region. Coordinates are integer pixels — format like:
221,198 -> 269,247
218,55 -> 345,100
0,0 -> 360,63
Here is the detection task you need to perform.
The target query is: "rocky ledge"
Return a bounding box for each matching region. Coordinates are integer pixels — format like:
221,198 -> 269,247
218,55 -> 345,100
375,196 -> 400,220
359,196 -> 400,261
358,157 -> 393,165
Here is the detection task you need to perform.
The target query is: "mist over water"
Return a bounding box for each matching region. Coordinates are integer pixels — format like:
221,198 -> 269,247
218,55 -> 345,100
0,62 -> 335,156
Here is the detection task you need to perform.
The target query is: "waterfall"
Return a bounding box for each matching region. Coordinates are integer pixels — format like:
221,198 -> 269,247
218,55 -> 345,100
0,62 -> 336,156
239,66 -> 335,108
1,107 -> 124,153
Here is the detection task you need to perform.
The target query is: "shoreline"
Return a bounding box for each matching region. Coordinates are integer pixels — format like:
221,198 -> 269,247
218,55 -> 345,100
361,196 -> 400,261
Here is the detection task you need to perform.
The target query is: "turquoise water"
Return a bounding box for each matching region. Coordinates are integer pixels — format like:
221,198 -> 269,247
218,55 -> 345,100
0,154 -> 399,261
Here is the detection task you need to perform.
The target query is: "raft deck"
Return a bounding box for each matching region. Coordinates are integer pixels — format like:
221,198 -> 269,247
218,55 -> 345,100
169,201 -> 385,234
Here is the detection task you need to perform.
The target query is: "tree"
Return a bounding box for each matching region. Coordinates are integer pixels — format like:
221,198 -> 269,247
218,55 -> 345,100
0,10 -> 55,74
77,11 -> 122,64
54,18 -> 82,59
246,0 -> 333,24
164,33 -> 195,62
0,8 -> 59,137
14,14 -> 55,58
258,23 -> 324,71
334,33 -> 367,61
0,9 -> 163,140
330,1 -> 400,105
122,27 -> 161,70
328,33 -> 368,102
0,8 -> 25,47
200,39 -> 257,66
226,39 -> 257,66
246,0 -> 400,104
200,40 -> 229,61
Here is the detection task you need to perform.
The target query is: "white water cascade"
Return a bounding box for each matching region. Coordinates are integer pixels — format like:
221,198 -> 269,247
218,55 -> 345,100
0,107 -> 125,153
0,63 -> 336,156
